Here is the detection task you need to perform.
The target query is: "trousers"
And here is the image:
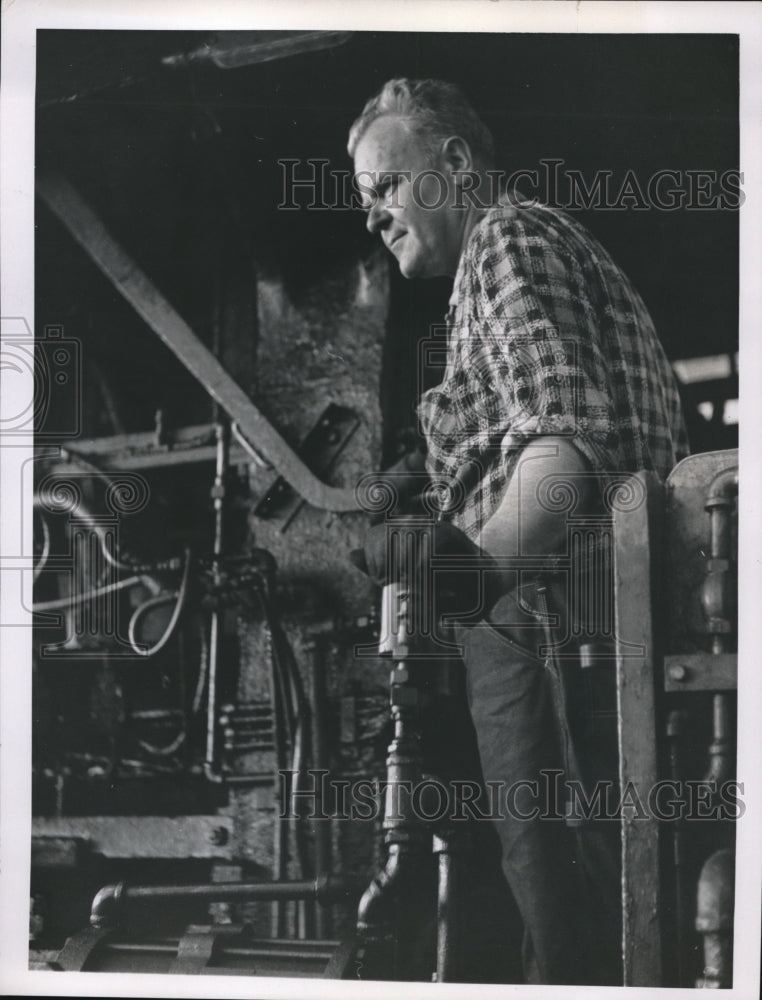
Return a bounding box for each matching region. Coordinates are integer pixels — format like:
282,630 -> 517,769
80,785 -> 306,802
419,580 -> 622,985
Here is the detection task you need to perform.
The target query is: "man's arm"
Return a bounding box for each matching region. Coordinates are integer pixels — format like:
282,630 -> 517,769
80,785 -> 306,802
478,436 -> 598,584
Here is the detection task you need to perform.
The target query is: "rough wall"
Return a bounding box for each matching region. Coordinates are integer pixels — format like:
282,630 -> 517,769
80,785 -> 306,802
221,247 -> 392,936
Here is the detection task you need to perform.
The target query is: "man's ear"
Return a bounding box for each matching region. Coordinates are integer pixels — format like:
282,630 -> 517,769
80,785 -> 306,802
440,135 -> 474,175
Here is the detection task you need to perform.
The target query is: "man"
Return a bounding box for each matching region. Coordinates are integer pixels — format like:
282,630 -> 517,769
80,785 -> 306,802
348,78 -> 688,984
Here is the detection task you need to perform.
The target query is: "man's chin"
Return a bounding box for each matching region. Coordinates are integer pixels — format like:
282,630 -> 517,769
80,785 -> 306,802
396,252 -> 423,280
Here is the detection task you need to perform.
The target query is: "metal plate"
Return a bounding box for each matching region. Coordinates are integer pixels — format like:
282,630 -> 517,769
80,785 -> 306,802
32,816 -> 234,859
663,652 -> 737,692
254,404 -> 360,524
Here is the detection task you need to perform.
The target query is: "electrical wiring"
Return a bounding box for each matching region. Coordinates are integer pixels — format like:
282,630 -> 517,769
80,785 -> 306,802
137,730 -> 187,758
35,467 -> 135,577
33,510 -> 52,581
127,547 -> 192,657
191,617 -> 209,715
247,575 -> 314,888
32,573 -> 158,612
254,582 -> 314,882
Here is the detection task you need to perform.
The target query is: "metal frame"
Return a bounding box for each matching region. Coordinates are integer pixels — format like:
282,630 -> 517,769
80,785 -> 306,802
614,471 -> 665,985
614,451 -> 739,987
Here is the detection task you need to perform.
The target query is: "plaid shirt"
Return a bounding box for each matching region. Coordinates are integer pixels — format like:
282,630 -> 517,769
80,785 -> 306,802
417,201 -> 688,539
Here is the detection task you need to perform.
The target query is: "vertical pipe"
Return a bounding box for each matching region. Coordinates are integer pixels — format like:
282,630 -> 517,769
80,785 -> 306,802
703,693 -> 732,785
308,631 -> 333,939
695,849 -> 735,988
694,467 -> 738,986
204,419 -> 229,781
268,621 -> 288,938
703,471 -> 737,786
433,832 -> 463,982
666,709 -> 689,985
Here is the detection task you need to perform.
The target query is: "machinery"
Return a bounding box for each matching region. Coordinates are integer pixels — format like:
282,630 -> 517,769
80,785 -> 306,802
32,514 -> 481,980
32,452 -> 739,984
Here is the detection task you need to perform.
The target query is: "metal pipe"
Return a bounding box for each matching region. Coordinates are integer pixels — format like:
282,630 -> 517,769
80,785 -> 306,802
307,628 -> 333,938
701,466 -> 738,787
356,842 -> 421,934
203,419 -> 229,784
37,173 -> 359,513
267,612 -> 288,937
702,465 -> 738,655
277,630 -> 314,939
90,876 -> 353,928
703,693 -> 733,786
97,938 -> 340,956
695,848 -> 735,988
356,579 -> 432,979
706,466 -> 739,509
666,709 -> 690,985
433,832 -> 464,982
290,712 -> 312,939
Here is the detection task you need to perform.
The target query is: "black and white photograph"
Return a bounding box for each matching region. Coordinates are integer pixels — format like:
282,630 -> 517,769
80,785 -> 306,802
1,2 -> 761,997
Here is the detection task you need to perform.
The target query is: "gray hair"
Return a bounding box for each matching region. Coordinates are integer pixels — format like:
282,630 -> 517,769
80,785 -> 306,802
347,78 -> 495,168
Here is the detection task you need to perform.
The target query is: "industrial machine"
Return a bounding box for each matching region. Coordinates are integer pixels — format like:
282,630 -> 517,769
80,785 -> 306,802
31,451 -> 739,985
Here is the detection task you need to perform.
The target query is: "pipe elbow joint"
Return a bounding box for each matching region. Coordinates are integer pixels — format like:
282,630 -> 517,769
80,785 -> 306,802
706,467 -> 739,510
357,870 -> 394,932
696,848 -> 735,934
356,849 -> 405,933
90,881 -> 126,929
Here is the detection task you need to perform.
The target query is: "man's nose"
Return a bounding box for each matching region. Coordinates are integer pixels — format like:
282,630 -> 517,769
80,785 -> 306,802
366,200 -> 390,235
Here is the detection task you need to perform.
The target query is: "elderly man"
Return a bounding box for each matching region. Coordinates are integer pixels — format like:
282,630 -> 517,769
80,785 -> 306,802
348,78 -> 688,985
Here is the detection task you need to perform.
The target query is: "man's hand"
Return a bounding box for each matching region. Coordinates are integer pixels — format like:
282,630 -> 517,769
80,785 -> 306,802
350,517 -> 501,620
363,446 -> 432,524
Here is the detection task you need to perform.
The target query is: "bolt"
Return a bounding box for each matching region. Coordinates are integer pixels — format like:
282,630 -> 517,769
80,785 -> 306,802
668,664 -> 688,682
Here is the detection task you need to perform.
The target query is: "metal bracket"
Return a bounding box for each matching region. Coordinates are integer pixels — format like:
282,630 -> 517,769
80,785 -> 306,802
170,923 -> 251,975
255,403 -> 359,527
55,926 -> 114,971
664,652 -> 737,692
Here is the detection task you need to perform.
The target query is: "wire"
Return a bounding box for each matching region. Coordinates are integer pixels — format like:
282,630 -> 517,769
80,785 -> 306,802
32,494 -> 129,580
32,573 -> 158,612
33,510 -> 52,581
70,503 -> 145,575
255,583 -> 313,882
127,547 -> 192,657
192,617 -> 209,715
251,582 -> 295,745
137,730 -> 187,757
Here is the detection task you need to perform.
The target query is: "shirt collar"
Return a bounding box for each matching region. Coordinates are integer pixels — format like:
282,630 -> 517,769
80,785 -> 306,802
448,193 -> 518,311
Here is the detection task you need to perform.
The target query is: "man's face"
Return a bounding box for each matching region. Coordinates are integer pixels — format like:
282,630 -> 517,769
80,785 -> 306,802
353,115 -> 462,279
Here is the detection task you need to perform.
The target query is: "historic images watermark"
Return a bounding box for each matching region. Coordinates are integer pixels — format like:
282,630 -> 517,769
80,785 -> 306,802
279,769 -> 745,823
0,317 -> 170,656
0,318 -> 82,439
278,159 -> 745,212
